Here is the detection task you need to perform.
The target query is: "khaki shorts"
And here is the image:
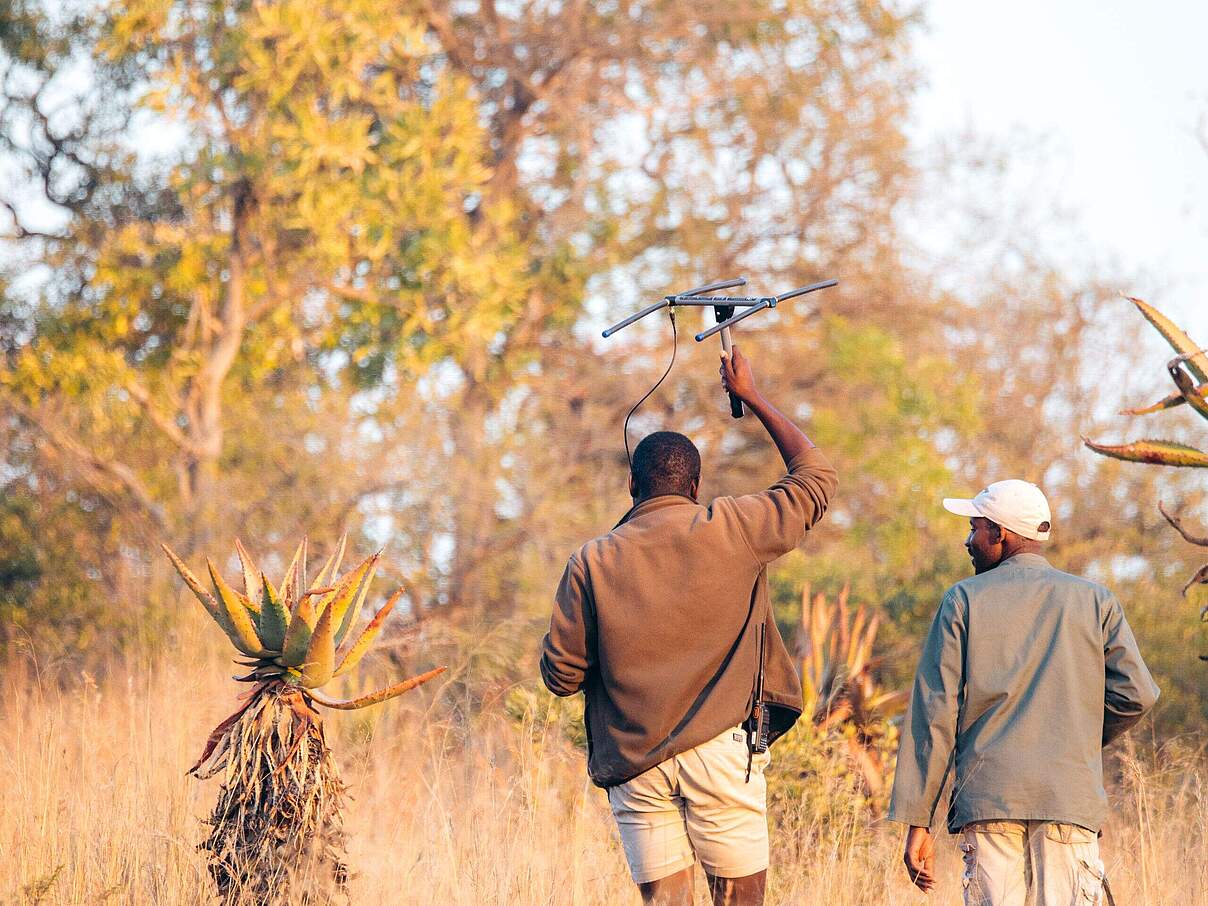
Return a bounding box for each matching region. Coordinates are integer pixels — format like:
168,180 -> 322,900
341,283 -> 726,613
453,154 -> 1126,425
607,726 -> 771,884
960,819 -> 1106,906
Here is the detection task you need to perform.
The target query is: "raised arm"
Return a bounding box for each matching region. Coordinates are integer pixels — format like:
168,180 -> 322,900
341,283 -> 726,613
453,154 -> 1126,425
719,346 -> 837,563
721,345 -> 813,466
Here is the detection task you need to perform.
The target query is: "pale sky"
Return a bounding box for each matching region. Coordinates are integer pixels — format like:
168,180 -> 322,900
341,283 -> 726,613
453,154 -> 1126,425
912,0 -> 1208,339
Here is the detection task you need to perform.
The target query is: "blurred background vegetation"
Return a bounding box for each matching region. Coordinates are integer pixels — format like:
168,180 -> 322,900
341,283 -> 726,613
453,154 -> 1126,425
0,0 -> 1203,750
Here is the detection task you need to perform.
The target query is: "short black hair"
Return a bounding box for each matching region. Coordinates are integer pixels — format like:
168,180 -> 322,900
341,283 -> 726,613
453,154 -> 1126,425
631,431 -> 701,499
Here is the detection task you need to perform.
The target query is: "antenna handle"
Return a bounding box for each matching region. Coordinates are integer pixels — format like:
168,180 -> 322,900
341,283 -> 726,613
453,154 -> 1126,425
715,305 -> 745,419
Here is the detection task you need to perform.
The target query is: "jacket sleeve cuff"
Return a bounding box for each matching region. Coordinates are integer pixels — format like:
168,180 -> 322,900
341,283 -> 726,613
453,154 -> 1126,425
886,808 -> 934,827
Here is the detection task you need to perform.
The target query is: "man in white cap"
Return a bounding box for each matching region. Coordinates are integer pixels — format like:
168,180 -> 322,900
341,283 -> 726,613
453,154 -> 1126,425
888,480 -> 1159,905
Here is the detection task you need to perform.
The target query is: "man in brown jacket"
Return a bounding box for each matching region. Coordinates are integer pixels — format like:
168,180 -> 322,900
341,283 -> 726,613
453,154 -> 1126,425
540,347 -> 837,906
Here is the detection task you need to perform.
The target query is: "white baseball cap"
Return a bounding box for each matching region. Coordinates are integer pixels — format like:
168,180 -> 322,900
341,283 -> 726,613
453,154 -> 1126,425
943,480 -> 1052,541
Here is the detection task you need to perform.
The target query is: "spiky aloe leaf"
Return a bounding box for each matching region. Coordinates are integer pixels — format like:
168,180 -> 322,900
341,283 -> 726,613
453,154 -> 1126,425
162,544 -> 224,626
257,574 -> 290,652
1168,355 -> 1208,422
234,666 -> 285,683
1082,437 -> 1208,468
1126,296 -> 1208,383
334,588 -> 402,678
280,536 -> 308,610
233,538 -> 262,600
234,656 -> 280,668
310,533 -> 348,593
1122,383 -> 1208,416
280,594 -> 317,667
323,553 -> 379,648
305,666 -> 447,710
299,594 -> 339,689
208,559 -> 271,656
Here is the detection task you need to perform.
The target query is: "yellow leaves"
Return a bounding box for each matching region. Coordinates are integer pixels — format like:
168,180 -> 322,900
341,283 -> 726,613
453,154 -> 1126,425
1125,296 -> 1208,384
299,589 -> 338,688
162,536 -> 435,704
208,558 -> 270,656
333,587 -> 400,678
281,591 -> 316,668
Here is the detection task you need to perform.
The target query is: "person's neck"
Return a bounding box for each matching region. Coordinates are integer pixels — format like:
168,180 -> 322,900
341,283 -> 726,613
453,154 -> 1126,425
631,489 -> 696,506
999,540 -> 1044,563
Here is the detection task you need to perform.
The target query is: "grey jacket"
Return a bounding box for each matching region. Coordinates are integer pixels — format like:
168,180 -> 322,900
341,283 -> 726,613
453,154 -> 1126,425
888,553 -> 1159,833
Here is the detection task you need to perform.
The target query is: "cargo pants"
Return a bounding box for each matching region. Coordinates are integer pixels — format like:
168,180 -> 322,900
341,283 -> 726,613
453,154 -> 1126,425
959,820 -> 1107,906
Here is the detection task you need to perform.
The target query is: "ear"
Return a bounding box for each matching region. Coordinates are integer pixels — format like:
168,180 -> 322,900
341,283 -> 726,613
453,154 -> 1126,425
629,473 -> 639,499
690,476 -> 700,500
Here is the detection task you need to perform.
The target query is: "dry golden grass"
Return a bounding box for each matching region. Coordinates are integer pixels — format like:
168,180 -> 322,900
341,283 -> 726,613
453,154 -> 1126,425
1,633 -> 1205,906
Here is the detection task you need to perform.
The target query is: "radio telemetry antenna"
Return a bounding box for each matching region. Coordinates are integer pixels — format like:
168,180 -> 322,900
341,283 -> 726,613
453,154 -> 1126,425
602,276 -> 838,420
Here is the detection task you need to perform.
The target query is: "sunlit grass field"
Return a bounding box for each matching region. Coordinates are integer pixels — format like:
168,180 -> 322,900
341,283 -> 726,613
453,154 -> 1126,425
2,634 -> 1205,906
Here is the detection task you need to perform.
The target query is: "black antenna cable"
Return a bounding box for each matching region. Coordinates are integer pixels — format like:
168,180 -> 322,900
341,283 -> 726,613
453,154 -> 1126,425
622,307 -> 678,470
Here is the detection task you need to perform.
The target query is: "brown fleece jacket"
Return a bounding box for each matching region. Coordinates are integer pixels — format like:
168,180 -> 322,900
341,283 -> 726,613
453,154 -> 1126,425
539,447 -> 837,788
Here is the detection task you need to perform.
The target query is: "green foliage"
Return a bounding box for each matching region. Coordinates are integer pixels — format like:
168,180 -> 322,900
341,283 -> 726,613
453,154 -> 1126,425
505,686 -> 587,752
0,487 -> 138,657
768,722 -> 899,834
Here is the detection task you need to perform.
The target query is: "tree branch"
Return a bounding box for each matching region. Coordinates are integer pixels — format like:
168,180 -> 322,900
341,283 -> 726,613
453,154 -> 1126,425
7,397 -> 169,530
123,378 -> 197,454
1159,500 -> 1208,547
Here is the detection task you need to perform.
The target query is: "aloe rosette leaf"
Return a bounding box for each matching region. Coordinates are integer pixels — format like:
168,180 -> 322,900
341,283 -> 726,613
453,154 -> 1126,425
208,559 -> 271,656
281,593 -> 317,667
1125,295 -> 1208,382
305,666 -> 448,710
1082,437 -> 1208,468
164,537 -> 444,702
280,536 -> 308,610
161,544 -> 222,623
1122,383 -> 1208,416
1168,355 -> 1208,422
335,554 -> 379,646
310,533 -> 348,593
234,538 -> 262,600
319,553 -> 379,647
300,595 -> 338,689
257,574 -> 290,653
335,588 -> 402,678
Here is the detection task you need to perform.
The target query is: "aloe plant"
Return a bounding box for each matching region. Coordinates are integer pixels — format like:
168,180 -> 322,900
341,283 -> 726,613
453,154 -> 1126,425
164,535 -> 446,903
795,584 -> 905,795
1083,296 -> 1208,659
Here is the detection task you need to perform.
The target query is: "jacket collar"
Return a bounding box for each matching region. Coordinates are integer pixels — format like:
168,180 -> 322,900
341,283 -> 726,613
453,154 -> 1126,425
1000,551 -> 1051,569
613,494 -> 697,529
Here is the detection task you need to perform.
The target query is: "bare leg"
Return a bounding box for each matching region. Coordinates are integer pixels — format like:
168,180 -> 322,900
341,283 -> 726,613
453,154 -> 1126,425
638,867 -> 695,906
706,869 -> 766,906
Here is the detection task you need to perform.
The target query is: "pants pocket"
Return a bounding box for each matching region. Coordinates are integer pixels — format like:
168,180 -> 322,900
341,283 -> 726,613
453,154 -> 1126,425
1042,822 -> 1098,846
1077,858 -> 1106,905
959,840 -> 989,906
